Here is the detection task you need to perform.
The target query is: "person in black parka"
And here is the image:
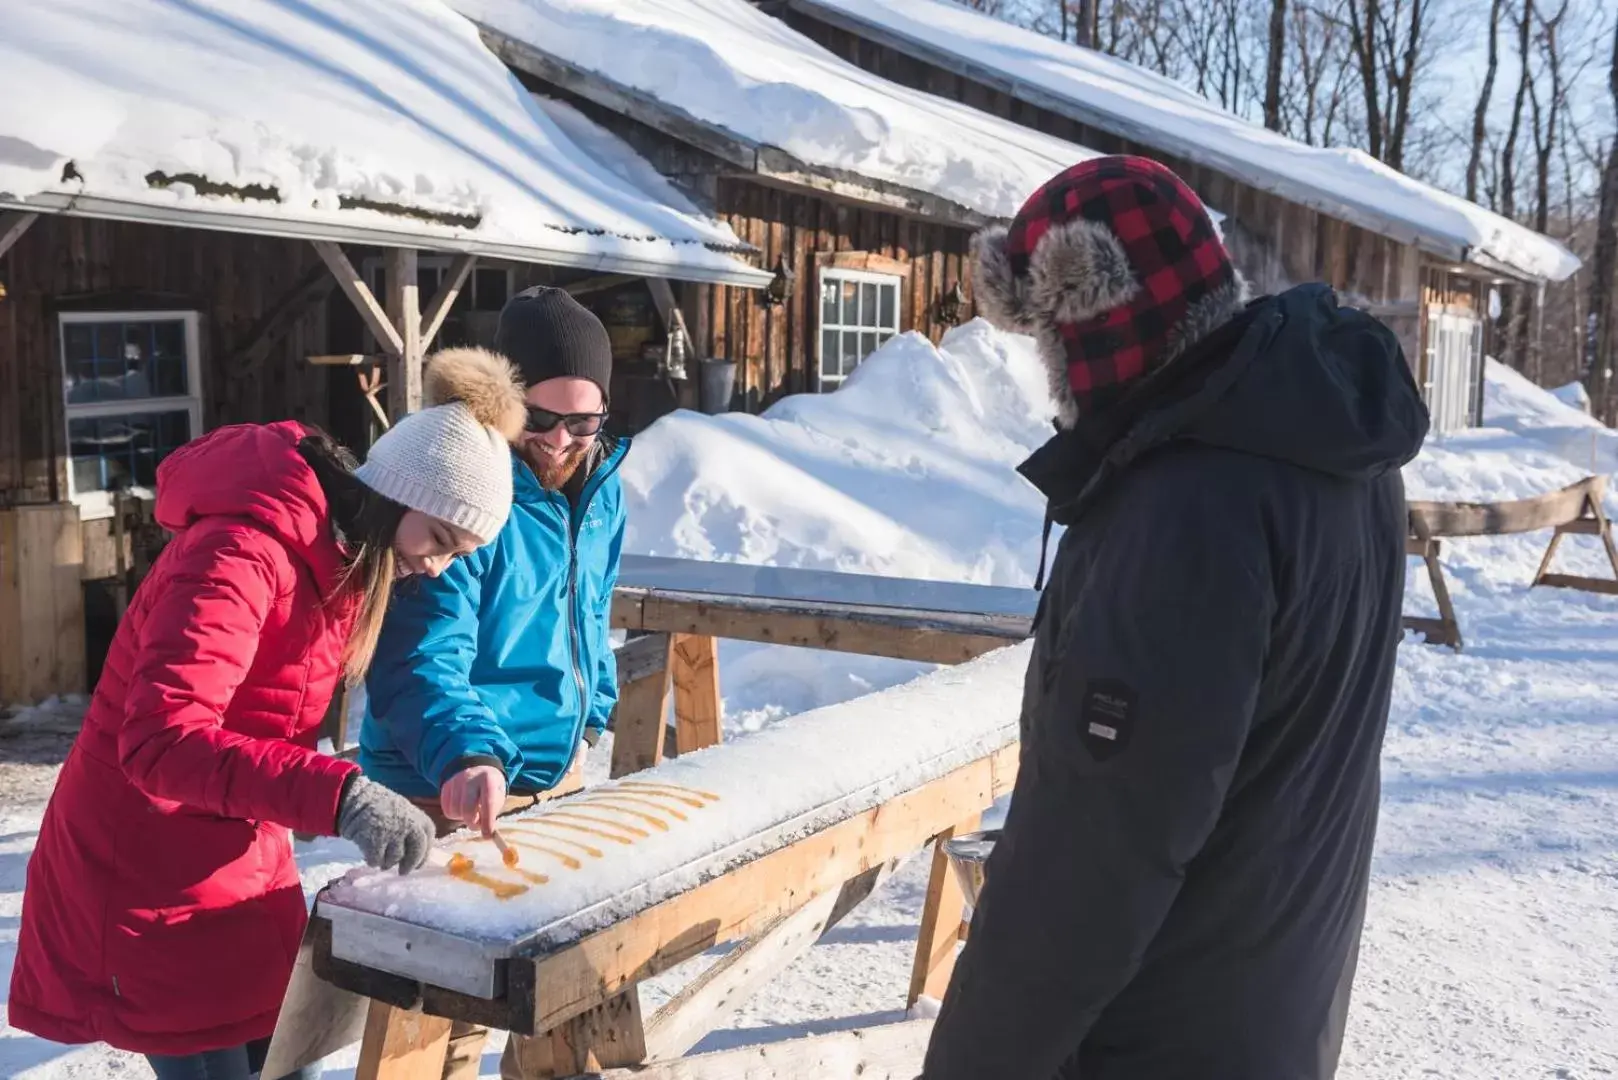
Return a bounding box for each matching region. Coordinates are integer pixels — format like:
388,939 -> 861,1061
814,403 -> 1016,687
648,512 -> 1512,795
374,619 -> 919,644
920,156 -> 1429,1080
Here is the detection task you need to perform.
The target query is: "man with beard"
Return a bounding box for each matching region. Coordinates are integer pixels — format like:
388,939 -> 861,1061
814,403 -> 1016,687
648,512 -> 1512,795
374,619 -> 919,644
359,286 -> 626,1080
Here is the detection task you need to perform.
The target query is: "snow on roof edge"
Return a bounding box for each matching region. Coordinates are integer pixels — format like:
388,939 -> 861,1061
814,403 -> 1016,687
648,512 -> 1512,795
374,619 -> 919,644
786,0 -> 1580,284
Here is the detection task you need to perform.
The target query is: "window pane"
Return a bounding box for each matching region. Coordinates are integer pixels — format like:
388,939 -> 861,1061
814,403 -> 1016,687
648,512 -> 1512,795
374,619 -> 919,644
841,331 -> 860,375
68,410 -> 192,495
821,280 -> 839,325
821,330 -> 839,378
841,281 -> 858,325
860,283 -> 878,328
879,285 -> 897,329
474,268 -> 509,312
63,318 -> 187,404
861,331 -> 878,359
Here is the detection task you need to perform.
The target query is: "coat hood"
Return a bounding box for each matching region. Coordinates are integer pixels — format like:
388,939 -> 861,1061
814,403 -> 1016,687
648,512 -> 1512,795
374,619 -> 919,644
155,421 -> 348,595
1020,283 -> 1430,523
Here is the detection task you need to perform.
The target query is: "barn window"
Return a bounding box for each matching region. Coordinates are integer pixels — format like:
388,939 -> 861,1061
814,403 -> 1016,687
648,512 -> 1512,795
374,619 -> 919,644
818,267 -> 901,389
58,311 -> 203,513
1424,309 -> 1484,435
364,257 -> 514,350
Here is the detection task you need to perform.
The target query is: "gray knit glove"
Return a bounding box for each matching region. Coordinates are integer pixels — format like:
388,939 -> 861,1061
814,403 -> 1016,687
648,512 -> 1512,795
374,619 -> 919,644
337,776 -> 436,875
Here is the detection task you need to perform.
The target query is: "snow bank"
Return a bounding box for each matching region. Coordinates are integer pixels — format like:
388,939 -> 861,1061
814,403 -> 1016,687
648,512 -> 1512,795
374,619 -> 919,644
452,0 -> 1101,220
0,0 -> 755,278
791,0 -> 1579,283
324,642 -> 1026,946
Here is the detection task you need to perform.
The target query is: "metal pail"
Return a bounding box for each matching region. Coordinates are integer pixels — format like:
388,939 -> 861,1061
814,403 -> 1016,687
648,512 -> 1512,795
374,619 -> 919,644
941,829 -> 999,909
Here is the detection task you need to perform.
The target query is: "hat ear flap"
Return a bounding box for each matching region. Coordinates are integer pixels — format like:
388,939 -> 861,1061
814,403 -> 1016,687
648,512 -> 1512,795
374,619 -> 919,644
1027,218 -> 1140,325
970,225 -> 1036,332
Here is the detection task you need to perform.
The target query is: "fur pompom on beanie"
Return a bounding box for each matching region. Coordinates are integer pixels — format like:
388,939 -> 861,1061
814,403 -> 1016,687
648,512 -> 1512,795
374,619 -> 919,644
972,155 -> 1247,427
355,347 -> 526,544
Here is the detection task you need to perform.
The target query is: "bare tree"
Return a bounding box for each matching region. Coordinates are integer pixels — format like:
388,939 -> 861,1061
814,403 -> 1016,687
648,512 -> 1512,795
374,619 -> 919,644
1075,0 -> 1098,46
1467,0 -> 1505,202
1501,0 -> 1534,219
1341,0 -> 1434,170
1585,18 -> 1618,418
1265,0 -> 1288,129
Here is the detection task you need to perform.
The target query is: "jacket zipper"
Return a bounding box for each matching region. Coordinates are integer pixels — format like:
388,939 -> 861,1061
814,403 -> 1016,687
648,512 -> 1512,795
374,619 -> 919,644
559,441 -> 626,760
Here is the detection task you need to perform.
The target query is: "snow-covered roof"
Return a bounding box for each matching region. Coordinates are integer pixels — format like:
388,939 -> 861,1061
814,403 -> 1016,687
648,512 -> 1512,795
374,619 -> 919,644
0,0 -> 770,286
787,0 -> 1582,283
452,0 -> 1104,223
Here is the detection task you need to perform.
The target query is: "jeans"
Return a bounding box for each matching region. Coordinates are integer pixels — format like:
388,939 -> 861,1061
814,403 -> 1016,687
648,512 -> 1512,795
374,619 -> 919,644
145,1036 -> 322,1080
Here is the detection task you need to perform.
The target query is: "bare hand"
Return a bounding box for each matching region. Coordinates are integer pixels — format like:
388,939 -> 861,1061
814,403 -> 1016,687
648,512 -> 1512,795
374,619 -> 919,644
440,765 -> 507,837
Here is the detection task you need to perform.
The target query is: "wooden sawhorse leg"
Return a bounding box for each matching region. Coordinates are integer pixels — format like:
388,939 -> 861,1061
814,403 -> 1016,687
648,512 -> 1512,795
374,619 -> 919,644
355,1000 -> 452,1080
908,813 -> 981,1010
507,989 -> 647,1078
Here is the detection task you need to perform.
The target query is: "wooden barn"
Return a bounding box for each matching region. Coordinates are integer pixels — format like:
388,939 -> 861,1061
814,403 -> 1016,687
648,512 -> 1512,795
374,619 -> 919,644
764,0 -> 1583,436
0,0 -> 768,705
462,0 -> 1104,415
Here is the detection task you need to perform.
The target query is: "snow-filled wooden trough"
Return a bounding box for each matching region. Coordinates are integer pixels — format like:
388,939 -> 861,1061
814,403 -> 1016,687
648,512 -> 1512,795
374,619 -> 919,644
284,638 -> 1029,1080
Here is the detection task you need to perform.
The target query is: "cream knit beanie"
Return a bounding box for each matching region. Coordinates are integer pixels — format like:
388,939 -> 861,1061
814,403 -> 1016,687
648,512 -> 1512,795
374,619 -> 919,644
355,348 -> 527,545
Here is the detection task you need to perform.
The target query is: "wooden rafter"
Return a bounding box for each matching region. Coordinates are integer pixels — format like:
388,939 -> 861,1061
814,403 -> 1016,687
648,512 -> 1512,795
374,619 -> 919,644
0,212 -> 39,261
311,241 -> 404,358
420,254 -> 476,349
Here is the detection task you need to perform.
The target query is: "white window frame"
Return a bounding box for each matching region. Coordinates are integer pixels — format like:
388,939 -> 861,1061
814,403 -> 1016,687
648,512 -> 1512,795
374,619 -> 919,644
817,266 -> 902,391
1424,307 -> 1483,437
58,310 -> 204,518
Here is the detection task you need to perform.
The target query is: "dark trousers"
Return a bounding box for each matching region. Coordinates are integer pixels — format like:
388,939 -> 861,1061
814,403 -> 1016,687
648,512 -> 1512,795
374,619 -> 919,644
145,1037 -> 322,1080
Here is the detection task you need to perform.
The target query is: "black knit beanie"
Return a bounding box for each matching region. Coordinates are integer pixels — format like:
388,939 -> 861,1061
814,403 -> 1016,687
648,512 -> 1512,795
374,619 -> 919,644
494,286 -> 614,402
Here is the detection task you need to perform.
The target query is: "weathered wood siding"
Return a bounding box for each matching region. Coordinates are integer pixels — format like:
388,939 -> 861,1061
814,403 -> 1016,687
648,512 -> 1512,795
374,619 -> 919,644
783,14 -> 1423,345
683,178 -> 975,412
0,215 -> 344,505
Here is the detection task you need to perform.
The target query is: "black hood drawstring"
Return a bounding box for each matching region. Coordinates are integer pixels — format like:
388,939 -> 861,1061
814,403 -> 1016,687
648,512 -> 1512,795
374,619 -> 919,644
1032,506 -> 1055,592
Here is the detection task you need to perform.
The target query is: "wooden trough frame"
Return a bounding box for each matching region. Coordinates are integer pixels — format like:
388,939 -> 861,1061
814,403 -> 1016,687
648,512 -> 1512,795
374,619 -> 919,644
286,557 -> 1037,1080
1404,475 -> 1618,650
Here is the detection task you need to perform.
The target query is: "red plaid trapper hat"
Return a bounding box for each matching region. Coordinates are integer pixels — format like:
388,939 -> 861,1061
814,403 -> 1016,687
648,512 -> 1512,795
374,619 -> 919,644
972,156 -> 1239,425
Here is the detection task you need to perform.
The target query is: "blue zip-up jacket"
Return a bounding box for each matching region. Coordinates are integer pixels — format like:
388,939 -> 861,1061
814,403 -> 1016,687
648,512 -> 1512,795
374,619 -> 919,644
358,438 -> 628,798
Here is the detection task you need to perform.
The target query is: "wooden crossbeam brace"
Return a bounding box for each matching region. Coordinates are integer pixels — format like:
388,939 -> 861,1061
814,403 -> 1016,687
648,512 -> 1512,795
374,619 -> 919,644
232,262 -> 336,375
421,254 -> 475,349
0,211 -> 39,261
312,241 -> 404,358
646,278 -> 697,361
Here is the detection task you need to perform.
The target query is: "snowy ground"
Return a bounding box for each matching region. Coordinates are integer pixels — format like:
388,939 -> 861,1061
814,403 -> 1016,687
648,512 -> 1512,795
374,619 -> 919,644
4,324 -> 1617,1077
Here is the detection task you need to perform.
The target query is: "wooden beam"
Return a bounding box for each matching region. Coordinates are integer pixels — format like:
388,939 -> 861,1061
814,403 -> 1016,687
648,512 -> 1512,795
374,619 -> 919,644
0,212 -> 39,260
670,634 -> 722,755
611,669 -> 672,779
353,1001 -> 452,1080
646,279 -> 697,359
1407,476 -> 1606,538
616,632 -> 672,686
565,273 -> 643,298
386,247 -> 423,418
514,741 -> 1019,1034
516,989 -> 647,1076
907,814 -> 980,1009
611,590 -> 1024,665
643,861 -> 897,1061
306,354 -> 385,366
230,262 -> 336,375
597,1019 -> 935,1080
312,241 -> 404,358
421,254 -> 476,349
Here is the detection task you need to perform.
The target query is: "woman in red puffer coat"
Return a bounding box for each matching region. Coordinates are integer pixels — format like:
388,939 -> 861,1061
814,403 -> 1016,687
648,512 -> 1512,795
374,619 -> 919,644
8,348 -> 527,1080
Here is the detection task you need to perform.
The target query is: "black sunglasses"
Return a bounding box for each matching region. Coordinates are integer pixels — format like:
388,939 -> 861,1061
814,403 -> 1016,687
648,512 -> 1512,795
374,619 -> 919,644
525,405 -> 607,437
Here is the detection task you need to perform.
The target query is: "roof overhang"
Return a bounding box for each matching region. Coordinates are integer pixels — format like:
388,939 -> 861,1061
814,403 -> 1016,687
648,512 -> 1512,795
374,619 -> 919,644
783,0 -> 1556,285
477,23 -> 995,230
1,191 -> 775,289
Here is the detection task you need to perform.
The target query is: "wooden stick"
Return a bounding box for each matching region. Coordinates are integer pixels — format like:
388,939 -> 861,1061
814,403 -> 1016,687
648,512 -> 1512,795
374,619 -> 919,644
491,830 -> 517,868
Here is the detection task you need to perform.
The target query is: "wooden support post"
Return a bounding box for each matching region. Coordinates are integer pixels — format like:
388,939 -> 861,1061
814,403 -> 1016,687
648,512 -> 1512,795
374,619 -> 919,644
670,633 -> 722,755
0,212 -> 38,260
421,254 -> 476,349
611,636 -> 673,779
643,861 -> 897,1061
311,241 -> 403,357
386,247 -> 422,419
353,1001 -> 452,1080
907,813 -> 981,1010
513,989 -> 647,1078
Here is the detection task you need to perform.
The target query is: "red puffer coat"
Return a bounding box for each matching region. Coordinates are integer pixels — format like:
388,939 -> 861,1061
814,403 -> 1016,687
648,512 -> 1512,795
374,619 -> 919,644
8,421 -> 362,1055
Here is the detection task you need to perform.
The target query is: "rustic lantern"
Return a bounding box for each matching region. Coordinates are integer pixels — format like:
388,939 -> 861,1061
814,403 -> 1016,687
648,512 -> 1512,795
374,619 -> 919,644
938,280 -> 967,326
764,254 -> 795,306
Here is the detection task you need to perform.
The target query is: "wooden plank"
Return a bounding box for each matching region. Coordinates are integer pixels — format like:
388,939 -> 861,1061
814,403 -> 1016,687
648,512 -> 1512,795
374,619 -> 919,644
1536,574 -> 1618,596
420,254 -> 475,349
670,633 -> 722,755
312,241 -> 403,358
788,192 -> 810,394
517,989 -> 647,1076
598,1020 -> 934,1080
1408,477 -> 1606,537
353,1001 -> 453,1080
516,742 -> 1019,1034
643,860 -> 898,1061
613,591 -> 1025,665
0,212 -> 39,261
907,813 -> 979,1008
616,632 -> 673,685
307,354 -> 384,366
386,247 -> 422,418
611,639 -> 672,780
0,505 -> 86,703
